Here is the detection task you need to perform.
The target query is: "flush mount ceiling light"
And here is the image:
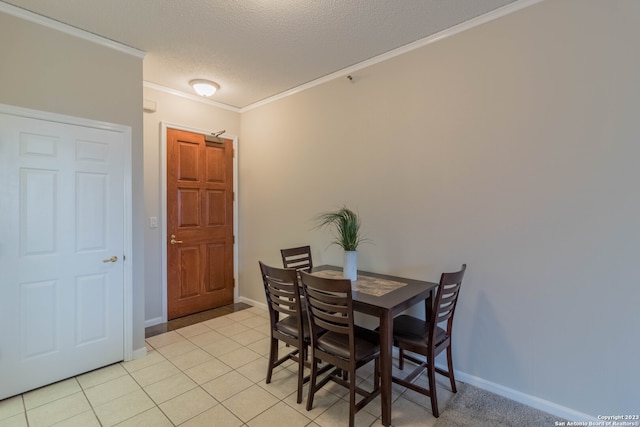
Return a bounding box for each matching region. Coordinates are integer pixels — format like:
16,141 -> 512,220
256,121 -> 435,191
189,79 -> 220,97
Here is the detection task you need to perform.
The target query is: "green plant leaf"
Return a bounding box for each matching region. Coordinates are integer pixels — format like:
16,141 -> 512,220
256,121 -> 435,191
313,206 -> 369,251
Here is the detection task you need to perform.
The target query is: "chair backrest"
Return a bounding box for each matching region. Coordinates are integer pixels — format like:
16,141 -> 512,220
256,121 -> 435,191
430,264 -> 466,339
281,245 -> 313,272
299,271 -> 355,354
259,261 -> 304,329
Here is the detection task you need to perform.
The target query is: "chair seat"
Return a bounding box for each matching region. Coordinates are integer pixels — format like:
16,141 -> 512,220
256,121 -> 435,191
317,325 -> 379,360
276,314 -> 310,340
393,315 -> 448,347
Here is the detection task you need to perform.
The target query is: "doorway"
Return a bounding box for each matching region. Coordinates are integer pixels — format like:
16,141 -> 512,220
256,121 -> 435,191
163,125 -> 237,320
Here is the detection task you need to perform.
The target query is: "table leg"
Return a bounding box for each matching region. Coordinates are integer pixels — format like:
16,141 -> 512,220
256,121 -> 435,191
425,289 -> 435,322
379,311 -> 393,426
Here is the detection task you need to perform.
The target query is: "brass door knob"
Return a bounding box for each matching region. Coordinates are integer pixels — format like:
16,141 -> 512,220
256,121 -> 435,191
170,234 -> 183,245
103,256 -> 118,263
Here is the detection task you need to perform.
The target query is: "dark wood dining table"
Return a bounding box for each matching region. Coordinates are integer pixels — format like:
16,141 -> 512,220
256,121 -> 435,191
311,265 -> 437,426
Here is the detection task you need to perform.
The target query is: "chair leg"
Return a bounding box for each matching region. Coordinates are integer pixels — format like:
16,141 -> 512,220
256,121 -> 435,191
296,346 -> 305,403
306,357 -> 318,411
427,359 -> 439,418
374,358 -> 380,390
399,348 -> 405,370
266,337 -> 278,384
446,344 -> 457,393
349,369 -> 356,427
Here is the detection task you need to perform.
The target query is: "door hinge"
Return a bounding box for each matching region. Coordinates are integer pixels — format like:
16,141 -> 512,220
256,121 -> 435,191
123,255 -> 126,261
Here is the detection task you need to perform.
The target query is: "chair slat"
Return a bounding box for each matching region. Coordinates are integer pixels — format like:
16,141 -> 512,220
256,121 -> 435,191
281,246 -> 313,272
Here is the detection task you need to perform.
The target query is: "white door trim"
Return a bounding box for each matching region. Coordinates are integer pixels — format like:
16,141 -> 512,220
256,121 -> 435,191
0,103 -> 134,361
160,122 -> 239,323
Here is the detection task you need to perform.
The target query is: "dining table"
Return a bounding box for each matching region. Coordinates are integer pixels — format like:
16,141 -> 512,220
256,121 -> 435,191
310,265 -> 438,427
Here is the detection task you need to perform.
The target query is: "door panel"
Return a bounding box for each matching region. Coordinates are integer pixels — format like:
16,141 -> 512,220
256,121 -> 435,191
76,274 -> 108,344
21,280 -> 57,358
178,188 -> 200,226
0,112 -> 125,400
178,246 -> 201,298
167,128 -> 234,319
206,190 -> 226,225
206,243 -> 226,291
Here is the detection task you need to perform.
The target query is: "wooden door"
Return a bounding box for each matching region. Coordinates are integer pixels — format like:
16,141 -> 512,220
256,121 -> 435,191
167,128 -> 234,319
0,111 -> 125,399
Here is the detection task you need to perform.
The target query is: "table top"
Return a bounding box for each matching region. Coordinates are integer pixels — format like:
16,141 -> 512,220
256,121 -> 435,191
310,268 -> 407,297
311,265 -> 437,316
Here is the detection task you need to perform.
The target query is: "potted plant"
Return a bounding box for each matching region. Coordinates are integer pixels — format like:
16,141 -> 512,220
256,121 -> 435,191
314,206 -> 367,280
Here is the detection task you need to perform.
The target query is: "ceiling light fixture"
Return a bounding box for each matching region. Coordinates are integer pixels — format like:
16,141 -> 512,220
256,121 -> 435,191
189,79 -> 220,97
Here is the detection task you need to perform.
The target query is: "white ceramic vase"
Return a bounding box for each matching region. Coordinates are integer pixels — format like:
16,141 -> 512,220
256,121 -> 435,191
343,250 -> 357,281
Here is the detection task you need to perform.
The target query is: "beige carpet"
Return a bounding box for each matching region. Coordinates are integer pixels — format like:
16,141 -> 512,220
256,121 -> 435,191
435,383 -> 563,426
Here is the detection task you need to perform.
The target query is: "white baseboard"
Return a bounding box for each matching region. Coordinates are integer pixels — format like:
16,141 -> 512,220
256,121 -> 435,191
239,296 -> 267,311
131,346 -> 147,361
145,316 -> 164,328
449,366 -> 596,422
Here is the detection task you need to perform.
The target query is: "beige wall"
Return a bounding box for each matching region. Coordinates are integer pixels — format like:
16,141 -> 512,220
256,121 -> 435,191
142,87 -> 241,323
0,12 -> 145,351
239,0 -> 640,417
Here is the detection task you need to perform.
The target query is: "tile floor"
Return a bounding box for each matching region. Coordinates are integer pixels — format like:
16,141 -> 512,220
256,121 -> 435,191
0,305 -> 454,427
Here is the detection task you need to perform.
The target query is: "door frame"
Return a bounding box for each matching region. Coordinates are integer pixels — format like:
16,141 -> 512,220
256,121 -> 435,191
0,102 -> 134,361
160,122 -> 239,323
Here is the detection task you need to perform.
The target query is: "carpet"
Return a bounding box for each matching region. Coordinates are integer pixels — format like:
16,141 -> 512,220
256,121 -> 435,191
434,383 -> 562,426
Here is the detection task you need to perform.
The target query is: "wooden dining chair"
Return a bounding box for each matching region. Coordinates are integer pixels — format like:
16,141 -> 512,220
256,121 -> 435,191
300,271 -> 380,427
280,245 -> 313,273
259,261 -> 310,403
391,264 -> 467,418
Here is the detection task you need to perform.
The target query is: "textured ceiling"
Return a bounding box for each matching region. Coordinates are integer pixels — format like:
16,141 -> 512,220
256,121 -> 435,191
3,0 -> 518,109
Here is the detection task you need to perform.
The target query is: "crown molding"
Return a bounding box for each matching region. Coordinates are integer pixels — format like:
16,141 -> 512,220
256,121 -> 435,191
0,1 -> 145,58
241,0 -> 543,112
143,82 -> 241,113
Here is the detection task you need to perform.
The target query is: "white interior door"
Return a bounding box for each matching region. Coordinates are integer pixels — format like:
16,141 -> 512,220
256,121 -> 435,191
0,111 -> 125,399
